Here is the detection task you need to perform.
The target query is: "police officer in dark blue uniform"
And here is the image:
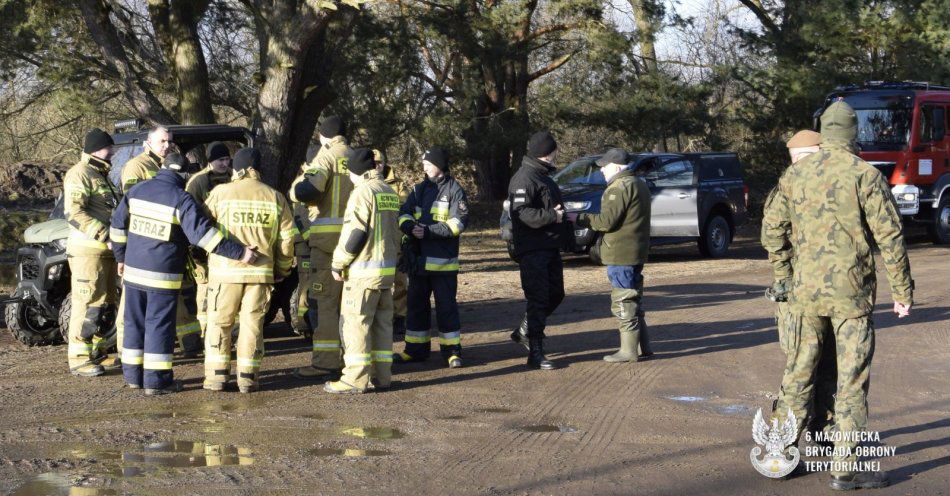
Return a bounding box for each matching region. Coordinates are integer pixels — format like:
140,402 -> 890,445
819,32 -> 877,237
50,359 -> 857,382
395,147 -> 470,368
111,153 -> 256,395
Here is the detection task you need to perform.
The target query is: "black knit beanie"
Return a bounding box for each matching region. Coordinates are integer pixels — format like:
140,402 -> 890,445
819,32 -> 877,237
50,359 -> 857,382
207,141 -> 230,162
83,128 -> 114,154
527,131 -> 557,159
346,148 -> 376,175
318,116 -> 346,139
422,146 -> 449,172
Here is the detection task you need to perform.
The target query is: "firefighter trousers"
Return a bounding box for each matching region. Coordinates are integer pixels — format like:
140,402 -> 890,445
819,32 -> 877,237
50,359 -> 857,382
393,267 -> 407,319
117,277 -> 202,356
518,249 -> 565,339
66,254 -> 117,369
308,250 -> 343,372
404,273 -> 461,359
204,282 -> 271,389
120,285 -> 177,389
294,254 -> 312,332
340,282 -> 394,390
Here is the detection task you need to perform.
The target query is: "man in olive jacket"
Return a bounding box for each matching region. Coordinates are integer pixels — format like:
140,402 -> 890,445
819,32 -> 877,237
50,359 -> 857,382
570,148 -> 652,363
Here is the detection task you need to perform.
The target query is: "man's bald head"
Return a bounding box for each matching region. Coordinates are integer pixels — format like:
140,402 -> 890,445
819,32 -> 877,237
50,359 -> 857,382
146,126 -> 172,158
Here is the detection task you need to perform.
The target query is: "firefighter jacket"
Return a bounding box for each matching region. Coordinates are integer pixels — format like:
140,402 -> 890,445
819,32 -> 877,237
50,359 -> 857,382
63,153 -> 120,256
110,169 -> 245,294
205,168 -> 297,284
507,155 -> 567,257
288,136 -> 353,253
121,147 -> 162,193
383,166 -> 408,202
185,166 -> 231,206
332,169 -> 401,289
398,174 -> 469,273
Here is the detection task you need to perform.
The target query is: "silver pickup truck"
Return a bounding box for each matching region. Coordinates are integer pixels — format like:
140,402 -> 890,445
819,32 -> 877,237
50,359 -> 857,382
500,152 -> 749,261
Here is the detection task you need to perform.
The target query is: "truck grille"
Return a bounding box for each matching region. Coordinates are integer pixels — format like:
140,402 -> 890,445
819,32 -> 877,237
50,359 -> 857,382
19,255 -> 40,281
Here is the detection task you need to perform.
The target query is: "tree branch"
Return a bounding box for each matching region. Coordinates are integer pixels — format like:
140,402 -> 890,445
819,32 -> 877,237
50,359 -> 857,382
528,51 -> 575,82
736,0 -> 780,36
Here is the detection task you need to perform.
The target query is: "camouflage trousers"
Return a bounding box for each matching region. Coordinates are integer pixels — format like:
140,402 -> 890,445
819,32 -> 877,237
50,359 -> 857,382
773,303 -> 837,438
774,311 -> 875,477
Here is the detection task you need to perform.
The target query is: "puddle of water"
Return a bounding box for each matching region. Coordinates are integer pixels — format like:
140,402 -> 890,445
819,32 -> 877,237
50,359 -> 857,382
10,473 -> 117,496
668,395 -> 706,402
521,425 -> 577,433
475,408 -> 512,414
62,449 -> 122,461
339,427 -> 405,440
310,448 -> 391,457
714,404 -> 754,417
138,441 -> 253,466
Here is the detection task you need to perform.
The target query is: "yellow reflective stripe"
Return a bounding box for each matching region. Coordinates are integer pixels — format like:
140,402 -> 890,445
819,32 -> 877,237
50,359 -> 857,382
129,198 -> 180,224
122,348 -> 144,364
110,227 -> 128,243
344,353 -> 372,365
84,219 -> 106,239
439,331 -> 461,345
310,224 -> 342,234
144,353 -> 173,370
398,215 -> 414,226
312,340 -> 341,350
176,321 -> 201,337
298,306 -> 308,317
212,267 -> 273,277
197,228 -> 224,251
205,353 -> 230,365
424,261 -> 460,271
68,343 -> 94,356
237,357 -> 261,368
447,218 -> 463,236
404,330 -> 430,344
348,267 -> 396,277
280,227 -> 299,240
371,351 -> 393,363
68,229 -> 109,249
123,271 -> 183,290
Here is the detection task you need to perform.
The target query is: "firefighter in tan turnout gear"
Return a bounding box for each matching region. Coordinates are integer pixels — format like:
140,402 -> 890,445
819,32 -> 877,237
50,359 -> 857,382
289,116 -> 353,380
379,149 -> 409,336
64,128 -> 121,377
324,148 -> 401,394
185,142 -> 233,334
202,148 -> 296,393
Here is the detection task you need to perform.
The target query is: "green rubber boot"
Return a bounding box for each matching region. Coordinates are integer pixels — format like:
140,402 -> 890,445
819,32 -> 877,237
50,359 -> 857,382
604,330 -> 640,363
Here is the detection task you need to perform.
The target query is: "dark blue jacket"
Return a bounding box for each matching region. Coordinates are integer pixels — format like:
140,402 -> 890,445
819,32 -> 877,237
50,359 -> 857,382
398,174 -> 469,273
111,169 -> 244,293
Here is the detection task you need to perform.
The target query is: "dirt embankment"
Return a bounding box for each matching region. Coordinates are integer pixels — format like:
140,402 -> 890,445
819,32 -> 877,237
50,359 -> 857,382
0,161 -> 69,208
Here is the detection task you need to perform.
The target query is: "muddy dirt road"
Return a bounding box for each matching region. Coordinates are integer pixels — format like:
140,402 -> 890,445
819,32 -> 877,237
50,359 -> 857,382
0,232 -> 947,495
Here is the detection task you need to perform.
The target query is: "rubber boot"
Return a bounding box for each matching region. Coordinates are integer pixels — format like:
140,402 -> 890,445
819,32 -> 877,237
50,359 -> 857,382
527,338 -> 554,370
604,330 -> 640,363
70,363 -> 105,377
510,315 -> 529,351
637,312 -> 653,358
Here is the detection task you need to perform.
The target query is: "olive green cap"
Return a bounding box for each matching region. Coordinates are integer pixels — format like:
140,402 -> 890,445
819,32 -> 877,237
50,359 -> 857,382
820,101 -> 858,143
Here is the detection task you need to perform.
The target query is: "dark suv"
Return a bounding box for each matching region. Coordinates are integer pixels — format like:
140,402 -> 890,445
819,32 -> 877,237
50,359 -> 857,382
500,152 -> 748,262
3,121 -> 270,346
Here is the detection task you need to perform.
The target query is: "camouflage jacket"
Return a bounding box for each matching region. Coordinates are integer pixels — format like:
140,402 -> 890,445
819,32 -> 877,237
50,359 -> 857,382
761,142 -> 913,318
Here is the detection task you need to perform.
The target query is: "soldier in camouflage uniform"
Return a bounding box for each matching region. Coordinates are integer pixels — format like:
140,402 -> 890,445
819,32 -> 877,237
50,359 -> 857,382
762,102 -> 913,490
764,130 -> 838,440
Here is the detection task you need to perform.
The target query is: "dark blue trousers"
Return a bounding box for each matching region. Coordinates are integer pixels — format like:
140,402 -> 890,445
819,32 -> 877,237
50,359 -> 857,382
405,273 -> 461,358
121,285 -> 178,389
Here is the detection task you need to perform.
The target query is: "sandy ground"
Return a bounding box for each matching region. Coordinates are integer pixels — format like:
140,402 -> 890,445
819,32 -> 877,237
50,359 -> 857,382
0,230 -> 947,495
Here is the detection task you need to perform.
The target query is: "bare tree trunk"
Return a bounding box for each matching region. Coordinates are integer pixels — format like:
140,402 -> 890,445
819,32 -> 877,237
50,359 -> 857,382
254,2 -> 359,190
629,0 -> 661,73
147,0 -> 215,124
77,0 -> 176,124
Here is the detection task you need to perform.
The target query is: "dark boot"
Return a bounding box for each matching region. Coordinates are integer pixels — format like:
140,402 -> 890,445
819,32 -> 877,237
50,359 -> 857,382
604,330 -> 640,363
527,338 -> 554,370
510,315 -> 529,351
829,471 -> 889,490
637,312 -> 653,357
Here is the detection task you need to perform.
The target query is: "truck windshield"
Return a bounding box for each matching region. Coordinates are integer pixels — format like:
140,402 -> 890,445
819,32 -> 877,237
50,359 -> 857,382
829,93 -> 913,151
553,158 -> 605,186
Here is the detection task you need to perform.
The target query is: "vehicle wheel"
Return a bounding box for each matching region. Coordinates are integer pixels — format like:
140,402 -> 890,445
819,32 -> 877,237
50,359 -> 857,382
589,235 -> 603,265
4,298 -> 61,346
58,293 -> 117,352
699,215 -> 731,258
929,195 -> 950,245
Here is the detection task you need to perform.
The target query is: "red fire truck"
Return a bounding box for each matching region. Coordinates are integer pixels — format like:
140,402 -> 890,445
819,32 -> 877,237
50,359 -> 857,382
816,81 -> 950,244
